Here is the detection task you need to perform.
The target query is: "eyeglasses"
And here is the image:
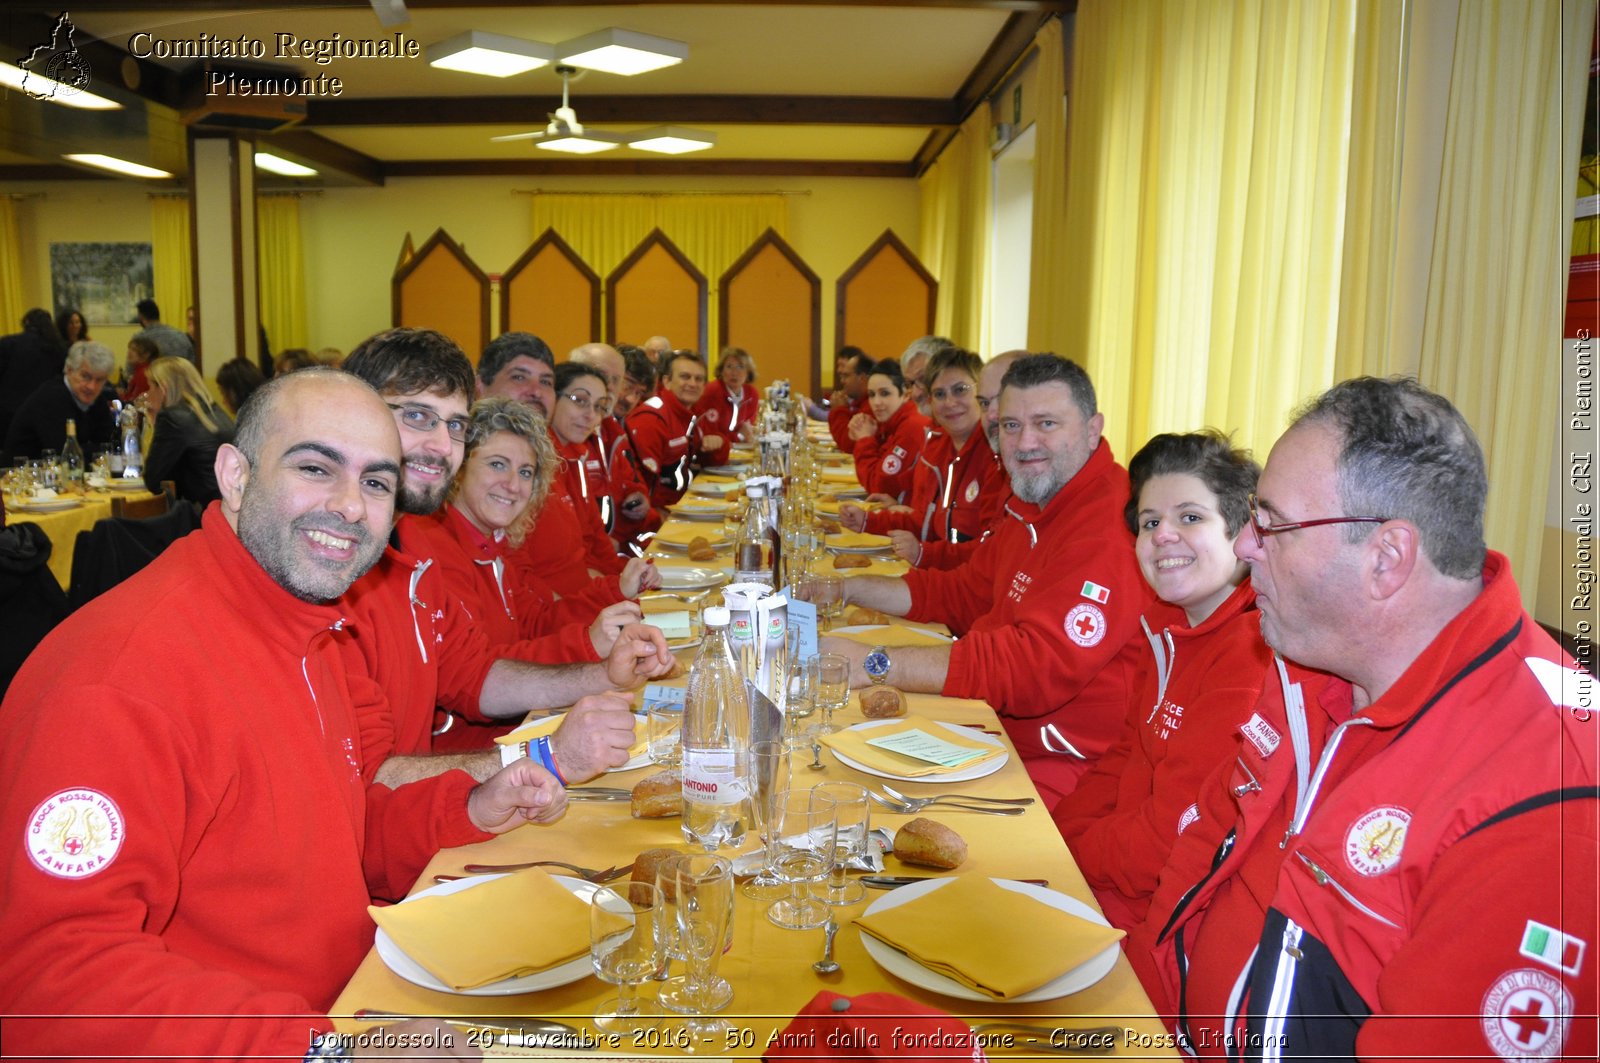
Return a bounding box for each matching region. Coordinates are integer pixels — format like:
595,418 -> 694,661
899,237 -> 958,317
386,402 -> 468,443
560,391 -> 611,415
929,382 -> 975,402
1247,493 -> 1386,549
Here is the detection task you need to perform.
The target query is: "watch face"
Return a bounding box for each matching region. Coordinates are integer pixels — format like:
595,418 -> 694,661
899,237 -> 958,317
864,649 -> 890,680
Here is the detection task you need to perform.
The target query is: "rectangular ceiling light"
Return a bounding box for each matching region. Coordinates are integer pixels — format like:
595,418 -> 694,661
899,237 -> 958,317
534,131 -> 626,155
628,126 -> 716,155
557,28 -> 687,76
62,154 -> 172,179
255,152 -> 318,177
0,61 -> 121,110
426,31 -> 553,77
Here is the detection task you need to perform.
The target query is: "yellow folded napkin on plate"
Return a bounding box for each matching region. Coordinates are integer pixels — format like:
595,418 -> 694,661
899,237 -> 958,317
820,466 -> 861,484
854,876 -> 1125,999
674,497 -> 734,513
819,716 -> 1004,777
815,498 -> 881,517
827,530 -> 893,551
654,522 -> 726,547
831,624 -> 950,648
694,473 -> 741,484
499,713 -> 647,759
369,869 -> 606,990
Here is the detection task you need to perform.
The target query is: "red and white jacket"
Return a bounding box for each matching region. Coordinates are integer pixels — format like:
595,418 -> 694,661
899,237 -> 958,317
1133,553 -> 1597,1061
626,390 -> 713,506
827,394 -> 866,453
864,426 -> 1006,570
693,379 -> 757,460
902,439 -> 1175,809
0,505 -> 490,1060
591,416 -> 660,541
852,400 -> 932,502
1054,581 -> 1269,937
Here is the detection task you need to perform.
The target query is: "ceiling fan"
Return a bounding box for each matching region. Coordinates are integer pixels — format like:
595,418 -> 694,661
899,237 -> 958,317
489,64 -> 714,155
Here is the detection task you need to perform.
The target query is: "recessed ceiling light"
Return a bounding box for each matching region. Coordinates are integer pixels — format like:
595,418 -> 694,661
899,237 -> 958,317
0,61 -> 121,110
62,154 -> 172,179
534,131 -> 627,155
628,126 -> 716,155
556,28 -> 687,76
426,31 -> 553,77
254,152 -> 318,177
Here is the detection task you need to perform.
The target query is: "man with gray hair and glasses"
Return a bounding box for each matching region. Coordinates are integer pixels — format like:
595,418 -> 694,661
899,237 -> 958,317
1132,376 -> 1596,1061
2,339 -> 117,463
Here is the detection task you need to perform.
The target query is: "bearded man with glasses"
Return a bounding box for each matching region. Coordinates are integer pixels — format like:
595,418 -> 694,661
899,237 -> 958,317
1131,377 -> 1596,1062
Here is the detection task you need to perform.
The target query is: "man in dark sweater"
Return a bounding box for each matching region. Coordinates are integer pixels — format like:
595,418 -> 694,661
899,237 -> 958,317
2,340 -> 117,464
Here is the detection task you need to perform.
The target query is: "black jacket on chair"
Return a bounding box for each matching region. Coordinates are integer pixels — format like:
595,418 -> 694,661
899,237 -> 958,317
0,522 -> 69,699
66,502 -> 204,612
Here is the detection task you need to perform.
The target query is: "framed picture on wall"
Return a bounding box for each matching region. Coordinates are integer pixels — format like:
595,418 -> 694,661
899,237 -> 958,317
50,242 -> 154,327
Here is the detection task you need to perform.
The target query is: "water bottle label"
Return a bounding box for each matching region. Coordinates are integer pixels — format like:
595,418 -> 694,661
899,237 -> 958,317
681,750 -> 746,806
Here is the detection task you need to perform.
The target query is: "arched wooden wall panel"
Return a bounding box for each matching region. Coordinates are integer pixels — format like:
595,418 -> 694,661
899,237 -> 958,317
502,229 -> 600,356
392,228 -> 490,365
606,229 -> 707,355
834,229 -> 936,364
720,228 -> 821,398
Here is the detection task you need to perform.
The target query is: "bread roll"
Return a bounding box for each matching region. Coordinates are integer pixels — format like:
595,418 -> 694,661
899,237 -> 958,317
893,817 -> 967,870
833,552 -> 870,570
631,769 -> 683,818
846,606 -> 891,626
859,685 -> 907,719
633,847 -> 685,897
686,536 -> 718,561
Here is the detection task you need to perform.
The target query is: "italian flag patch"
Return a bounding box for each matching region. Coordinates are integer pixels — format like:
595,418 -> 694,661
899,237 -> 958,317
1080,580 -> 1110,604
1521,919 -> 1585,976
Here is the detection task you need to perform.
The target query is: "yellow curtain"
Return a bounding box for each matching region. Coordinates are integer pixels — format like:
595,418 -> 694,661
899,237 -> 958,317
919,105 -> 991,350
527,193 -> 786,352
0,198 -> 25,330
1415,0 -> 1594,609
256,194 -> 307,352
1026,18 -> 1070,357
149,195 -> 192,338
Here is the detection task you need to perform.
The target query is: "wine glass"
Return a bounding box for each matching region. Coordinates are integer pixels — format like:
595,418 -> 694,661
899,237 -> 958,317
812,781 -> 870,906
659,854 -> 736,1048
742,739 -> 792,901
590,881 -> 668,1033
766,788 -> 837,930
813,575 -> 843,632
807,653 -> 850,737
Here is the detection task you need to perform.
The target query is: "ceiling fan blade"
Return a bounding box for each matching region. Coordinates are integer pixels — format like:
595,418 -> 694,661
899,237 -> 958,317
490,131 -> 546,142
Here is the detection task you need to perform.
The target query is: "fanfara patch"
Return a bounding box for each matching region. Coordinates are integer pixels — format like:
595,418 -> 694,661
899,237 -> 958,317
1064,603 -> 1107,647
1480,968 -> 1571,1060
882,453 -> 903,476
964,479 -> 980,504
1344,805 -> 1411,876
1239,713 -> 1281,758
1177,803 -> 1201,836
26,788 -> 125,879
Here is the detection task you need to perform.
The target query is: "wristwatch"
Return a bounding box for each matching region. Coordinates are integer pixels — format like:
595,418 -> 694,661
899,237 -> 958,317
305,1032 -> 352,1063
863,646 -> 891,685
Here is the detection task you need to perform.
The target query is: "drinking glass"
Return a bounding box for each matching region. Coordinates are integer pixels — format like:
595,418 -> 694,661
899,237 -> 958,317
647,702 -> 683,768
782,630 -> 816,746
659,854 -> 736,1047
766,788 -> 837,930
590,881 -> 668,1033
807,653 -> 850,736
742,739 -> 791,901
810,574 -> 843,631
812,781 -> 870,906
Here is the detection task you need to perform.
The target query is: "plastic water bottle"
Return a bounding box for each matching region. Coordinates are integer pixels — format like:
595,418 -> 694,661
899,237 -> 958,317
733,484 -> 773,587
681,607 -> 751,851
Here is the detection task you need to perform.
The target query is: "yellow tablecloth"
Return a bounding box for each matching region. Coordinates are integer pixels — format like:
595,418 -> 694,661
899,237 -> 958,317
6,488 -> 162,589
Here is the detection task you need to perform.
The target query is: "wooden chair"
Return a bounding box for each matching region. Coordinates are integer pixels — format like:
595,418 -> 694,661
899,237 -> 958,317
111,480 -> 176,520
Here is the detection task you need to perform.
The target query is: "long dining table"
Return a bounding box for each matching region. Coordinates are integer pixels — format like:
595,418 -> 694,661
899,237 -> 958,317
330,445 -> 1178,1060
5,484 -> 163,589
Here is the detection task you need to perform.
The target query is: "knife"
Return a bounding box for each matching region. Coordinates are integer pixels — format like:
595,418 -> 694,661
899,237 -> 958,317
352,1009 -> 592,1048
861,875 -> 1049,889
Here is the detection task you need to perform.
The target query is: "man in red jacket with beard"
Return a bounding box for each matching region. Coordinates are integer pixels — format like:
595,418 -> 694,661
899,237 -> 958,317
823,354 -> 1168,809
0,369 -> 562,1060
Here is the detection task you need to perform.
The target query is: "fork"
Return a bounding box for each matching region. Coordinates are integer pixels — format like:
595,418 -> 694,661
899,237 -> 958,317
458,859 -> 631,882
867,792 -> 1025,816
880,784 -> 1035,808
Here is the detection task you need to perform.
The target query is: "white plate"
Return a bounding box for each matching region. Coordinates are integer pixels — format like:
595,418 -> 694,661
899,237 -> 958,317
653,535 -> 730,554
374,874 -> 602,996
859,878 -> 1120,1003
670,505 -> 731,523
831,624 -> 953,644
654,566 -> 729,592
825,488 -> 867,500
829,718 -> 1007,783
689,481 -> 745,498
699,464 -> 751,478
11,498 -> 82,513
826,538 -> 896,555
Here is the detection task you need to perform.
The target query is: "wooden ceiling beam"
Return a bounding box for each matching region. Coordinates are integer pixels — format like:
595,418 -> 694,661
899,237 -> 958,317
260,129 -> 385,185
304,94 -> 958,128
21,1 -> 1074,11
382,158 -> 915,179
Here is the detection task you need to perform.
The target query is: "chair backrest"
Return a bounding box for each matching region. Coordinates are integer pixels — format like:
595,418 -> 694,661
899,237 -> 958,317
66,499 -> 203,612
111,480 -> 176,521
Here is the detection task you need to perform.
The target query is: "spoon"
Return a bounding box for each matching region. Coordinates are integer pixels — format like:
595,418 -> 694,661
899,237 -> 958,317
808,741 -> 825,771
812,918 -> 840,975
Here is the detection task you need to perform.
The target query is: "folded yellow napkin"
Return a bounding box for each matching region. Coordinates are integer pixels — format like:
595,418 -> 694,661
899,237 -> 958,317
654,522 -> 726,547
674,497 -> 735,513
827,531 -> 893,551
819,716 -> 1004,777
854,876 -> 1125,999
370,869 -> 603,990
831,624 -> 950,648
820,466 -> 861,484
816,498 -> 881,518
499,713 -> 647,760
694,473 -> 741,484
